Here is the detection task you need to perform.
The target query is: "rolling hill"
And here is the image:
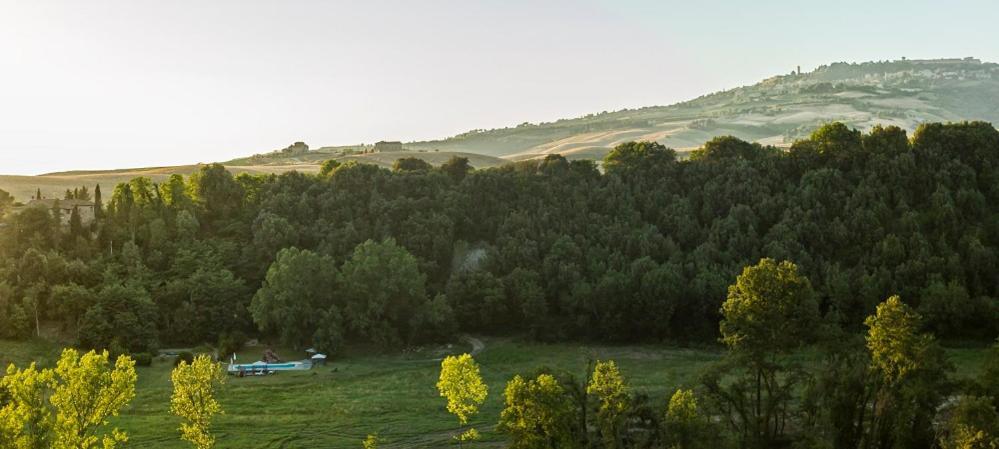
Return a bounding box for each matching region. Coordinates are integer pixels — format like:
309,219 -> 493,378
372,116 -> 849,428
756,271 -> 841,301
402,57 -> 999,160
3,57 -> 997,202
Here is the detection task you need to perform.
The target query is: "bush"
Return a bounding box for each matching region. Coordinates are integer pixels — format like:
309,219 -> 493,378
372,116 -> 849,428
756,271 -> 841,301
217,331 -> 247,359
174,351 -> 195,367
133,352 -> 153,367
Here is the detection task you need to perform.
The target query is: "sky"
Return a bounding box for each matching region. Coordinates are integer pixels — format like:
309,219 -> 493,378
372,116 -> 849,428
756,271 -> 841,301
1,0 -> 997,175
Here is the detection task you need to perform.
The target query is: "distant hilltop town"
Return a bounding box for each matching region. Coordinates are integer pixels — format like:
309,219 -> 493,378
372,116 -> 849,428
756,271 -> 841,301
903,56 -> 982,65
757,57 -> 997,93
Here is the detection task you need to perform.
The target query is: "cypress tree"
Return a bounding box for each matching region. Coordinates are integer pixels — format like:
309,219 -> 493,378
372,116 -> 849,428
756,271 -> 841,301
69,206 -> 83,237
94,184 -> 103,219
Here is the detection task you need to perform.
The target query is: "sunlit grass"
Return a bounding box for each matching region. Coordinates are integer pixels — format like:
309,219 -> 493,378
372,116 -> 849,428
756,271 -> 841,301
0,337 -> 990,448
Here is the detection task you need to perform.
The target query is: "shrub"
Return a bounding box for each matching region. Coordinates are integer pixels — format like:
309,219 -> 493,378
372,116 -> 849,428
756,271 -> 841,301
133,352 -> 153,367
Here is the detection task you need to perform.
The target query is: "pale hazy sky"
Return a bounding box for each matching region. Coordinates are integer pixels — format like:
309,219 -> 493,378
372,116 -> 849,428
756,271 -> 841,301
1,0 -> 997,175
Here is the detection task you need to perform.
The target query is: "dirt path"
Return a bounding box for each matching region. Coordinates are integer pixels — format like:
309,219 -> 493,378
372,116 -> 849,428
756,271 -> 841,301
464,335 -> 485,356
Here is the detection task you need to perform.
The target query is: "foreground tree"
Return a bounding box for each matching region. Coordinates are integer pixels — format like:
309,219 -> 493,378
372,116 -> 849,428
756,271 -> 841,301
498,373 -> 576,449
49,349 -> 136,449
437,354 -> 488,447
704,258 -> 818,448
171,355 -> 226,449
587,360 -> 629,449
862,295 -> 951,449
1,349 -> 137,449
664,389 -> 713,449
0,361 -> 54,449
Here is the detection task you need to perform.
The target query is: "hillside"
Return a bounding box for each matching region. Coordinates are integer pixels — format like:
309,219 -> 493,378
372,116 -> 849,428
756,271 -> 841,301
0,164 -> 318,203
4,57 -> 997,201
402,57 -> 999,160
0,152 -> 506,202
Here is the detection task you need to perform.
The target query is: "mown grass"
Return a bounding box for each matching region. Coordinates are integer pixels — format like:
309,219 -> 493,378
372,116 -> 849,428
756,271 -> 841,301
0,337 -> 991,449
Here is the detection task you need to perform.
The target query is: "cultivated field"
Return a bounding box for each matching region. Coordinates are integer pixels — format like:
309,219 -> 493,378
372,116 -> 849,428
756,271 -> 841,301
0,150 -> 508,203
0,338 -> 990,449
0,165 -> 318,203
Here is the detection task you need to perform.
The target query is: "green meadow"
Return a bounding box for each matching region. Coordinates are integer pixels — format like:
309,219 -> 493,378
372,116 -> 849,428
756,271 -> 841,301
1,338 -> 991,449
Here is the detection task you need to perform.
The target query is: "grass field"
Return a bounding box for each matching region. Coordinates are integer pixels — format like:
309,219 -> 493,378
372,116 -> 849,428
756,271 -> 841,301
0,151 -> 508,204
0,337 -> 991,449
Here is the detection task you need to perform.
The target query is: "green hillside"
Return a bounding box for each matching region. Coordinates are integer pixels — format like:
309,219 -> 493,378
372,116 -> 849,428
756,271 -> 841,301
403,57 -> 999,160
4,57 -> 997,202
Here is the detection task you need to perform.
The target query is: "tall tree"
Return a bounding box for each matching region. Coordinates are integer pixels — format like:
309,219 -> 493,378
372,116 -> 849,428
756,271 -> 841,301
93,184 -> 103,219
250,247 -> 339,350
587,360 -> 629,449
706,258 -> 818,449
862,296 -> 951,449
498,373 -> 576,449
339,239 -> 427,346
170,355 -> 225,449
49,349 -> 136,449
437,354 -> 488,447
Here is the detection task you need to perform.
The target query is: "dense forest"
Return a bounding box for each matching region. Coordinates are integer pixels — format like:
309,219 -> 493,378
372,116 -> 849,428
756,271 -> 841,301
1,121 -> 998,357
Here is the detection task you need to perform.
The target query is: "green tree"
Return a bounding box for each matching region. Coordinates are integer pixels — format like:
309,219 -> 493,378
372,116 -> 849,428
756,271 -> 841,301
170,355 -> 226,449
862,295 -> 951,449
719,259 -> 818,356
340,239 -> 427,347
250,247 -> 339,350
447,269 -> 507,332
602,141 -> 676,180
93,184 -> 103,219
498,373 -> 576,449
664,389 -> 712,449
319,159 -> 341,176
865,296 -> 928,387
707,258 -> 818,448
78,281 -> 159,355
437,354 -> 488,447
189,164 -> 244,231
586,360 -> 629,449
49,349 -> 137,449
392,157 -> 433,172
0,361 -> 54,449
939,395 -> 999,449
441,156 -> 472,182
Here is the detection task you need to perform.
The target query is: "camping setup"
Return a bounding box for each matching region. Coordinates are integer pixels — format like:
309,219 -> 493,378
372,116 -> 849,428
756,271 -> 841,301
227,349 -> 328,376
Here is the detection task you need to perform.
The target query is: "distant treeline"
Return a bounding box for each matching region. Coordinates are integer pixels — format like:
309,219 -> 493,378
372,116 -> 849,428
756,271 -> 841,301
0,121 -> 998,354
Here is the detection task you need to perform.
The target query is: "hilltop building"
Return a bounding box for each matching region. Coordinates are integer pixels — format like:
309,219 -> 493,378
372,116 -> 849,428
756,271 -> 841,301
374,141 -> 404,152
280,141 -> 310,154
906,57 -> 981,65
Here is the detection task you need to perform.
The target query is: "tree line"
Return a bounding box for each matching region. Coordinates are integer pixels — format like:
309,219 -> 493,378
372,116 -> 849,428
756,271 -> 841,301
6,257 -> 995,449
444,259 -> 999,449
0,121 -> 998,357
